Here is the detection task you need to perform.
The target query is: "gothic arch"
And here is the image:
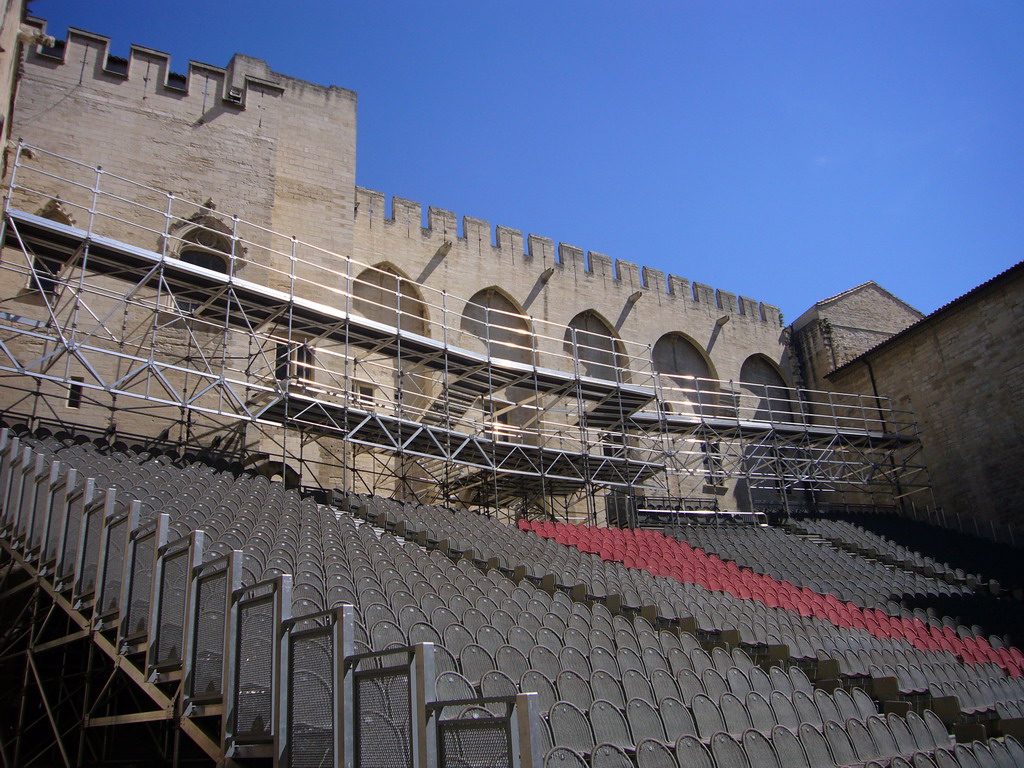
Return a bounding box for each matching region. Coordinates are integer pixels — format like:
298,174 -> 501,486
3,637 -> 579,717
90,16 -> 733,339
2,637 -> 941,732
563,310 -> 628,382
460,287 -> 533,365
739,354 -> 796,422
169,214 -> 235,274
652,332 -> 718,414
352,262 -> 429,336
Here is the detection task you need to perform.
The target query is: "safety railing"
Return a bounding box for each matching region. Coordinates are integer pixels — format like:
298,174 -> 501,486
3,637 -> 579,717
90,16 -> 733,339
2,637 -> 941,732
1,142 -> 920,458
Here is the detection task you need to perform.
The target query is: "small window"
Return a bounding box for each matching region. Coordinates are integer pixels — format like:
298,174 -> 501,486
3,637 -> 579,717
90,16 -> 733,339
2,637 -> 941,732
179,248 -> 228,273
275,342 -> 314,382
178,224 -> 231,274
67,376 -> 84,409
29,257 -> 59,295
353,382 -> 375,408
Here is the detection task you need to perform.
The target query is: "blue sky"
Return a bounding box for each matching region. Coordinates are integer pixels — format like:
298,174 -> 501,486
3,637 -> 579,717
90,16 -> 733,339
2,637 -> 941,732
29,1 -> 1024,322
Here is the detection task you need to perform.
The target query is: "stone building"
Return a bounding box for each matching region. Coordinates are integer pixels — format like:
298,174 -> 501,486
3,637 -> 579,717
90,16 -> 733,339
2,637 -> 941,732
0,16 -> 944,521
790,281 -> 924,392
826,262 -> 1024,534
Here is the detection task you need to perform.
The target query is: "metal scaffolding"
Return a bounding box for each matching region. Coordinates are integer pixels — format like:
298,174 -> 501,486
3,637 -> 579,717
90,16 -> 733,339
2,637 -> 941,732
0,144 -> 930,521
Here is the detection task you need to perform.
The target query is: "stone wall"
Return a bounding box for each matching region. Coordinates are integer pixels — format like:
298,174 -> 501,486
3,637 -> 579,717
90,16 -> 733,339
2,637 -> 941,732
827,264 -> 1024,529
0,20 -> 824,511
353,187 -> 789,385
9,20 -> 357,268
0,0 -> 29,177
791,282 -> 923,392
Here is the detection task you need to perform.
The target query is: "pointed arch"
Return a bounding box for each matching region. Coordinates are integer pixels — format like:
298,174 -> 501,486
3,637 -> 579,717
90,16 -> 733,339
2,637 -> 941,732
169,214 -> 235,274
460,287 -> 533,365
352,262 -> 429,336
739,354 -> 796,422
652,332 -> 719,414
563,310 -> 628,382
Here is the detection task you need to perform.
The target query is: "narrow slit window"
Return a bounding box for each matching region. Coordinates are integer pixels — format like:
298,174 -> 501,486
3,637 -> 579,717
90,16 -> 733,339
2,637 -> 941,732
67,376 -> 84,409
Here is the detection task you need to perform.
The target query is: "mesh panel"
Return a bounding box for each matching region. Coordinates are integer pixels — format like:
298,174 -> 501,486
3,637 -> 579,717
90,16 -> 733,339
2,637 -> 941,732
190,570 -> 227,699
289,629 -> 334,768
101,516 -> 127,613
234,597 -> 274,738
31,471 -> 51,549
44,476 -> 70,564
7,459 -> 25,529
0,443 -> 13,512
59,487 -> 86,579
78,503 -> 104,595
16,469 -> 36,537
125,530 -> 155,637
356,665 -> 411,768
439,716 -> 512,768
155,548 -> 188,667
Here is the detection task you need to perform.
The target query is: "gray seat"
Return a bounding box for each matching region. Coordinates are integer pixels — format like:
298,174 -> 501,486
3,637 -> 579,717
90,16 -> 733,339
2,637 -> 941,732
741,728 -> 781,768
797,722 -> 835,768
658,696 -> 697,740
636,738 -> 679,768
435,671 -> 477,718
589,699 -> 633,750
866,714 -> 900,759
443,624 -> 475,656
650,667 -> 681,704
847,716 -> 883,761
823,720 -> 860,766
591,743 -> 633,768
676,669 -> 705,705
626,697 -> 667,744
709,731 -> 750,768
559,646 -> 592,678
521,669 -> 557,715
622,668 -> 655,703
792,690 -> 823,730
769,725 -> 810,768
479,669 -> 518,700
906,710 -> 937,750
923,710 -> 951,749
745,691 -> 776,733
458,643 -> 493,685
529,645 -> 561,679
543,746 -> 588,768
494,645 -> 528,682
555,669 -> 593,711
691,693 -> 725,742
674,735 -> 714,768
549,701 -> 595,756
721,692 -> 753,736
814,689 -> 842,725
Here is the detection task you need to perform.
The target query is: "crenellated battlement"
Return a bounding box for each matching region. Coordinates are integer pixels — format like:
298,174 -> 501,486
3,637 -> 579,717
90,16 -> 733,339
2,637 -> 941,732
22,18 -> 353,112
356,186 -> 782,326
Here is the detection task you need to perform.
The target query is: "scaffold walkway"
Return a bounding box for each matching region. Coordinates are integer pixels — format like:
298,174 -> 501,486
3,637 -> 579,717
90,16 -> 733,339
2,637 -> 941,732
0,144 -> 930,513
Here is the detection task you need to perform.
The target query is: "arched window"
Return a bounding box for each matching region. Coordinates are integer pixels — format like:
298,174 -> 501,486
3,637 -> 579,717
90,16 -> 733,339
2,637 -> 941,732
564,310 -> 627,382
460,288 -> 532,365
739,355 -> 796,422
178,224 -> 231,274
352,263 -> 429,336
652,333 -> 718,415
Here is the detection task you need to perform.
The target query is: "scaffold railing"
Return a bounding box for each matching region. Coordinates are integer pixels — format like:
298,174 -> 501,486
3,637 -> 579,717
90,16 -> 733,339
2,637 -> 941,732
0,143 -> 929,511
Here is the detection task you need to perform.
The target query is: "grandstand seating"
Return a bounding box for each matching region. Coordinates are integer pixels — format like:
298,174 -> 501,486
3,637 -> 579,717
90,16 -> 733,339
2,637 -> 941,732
1,424 -> 1023,767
